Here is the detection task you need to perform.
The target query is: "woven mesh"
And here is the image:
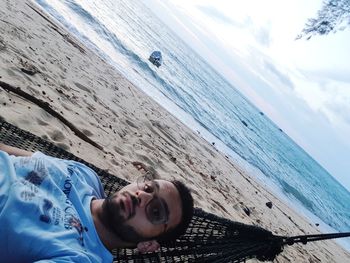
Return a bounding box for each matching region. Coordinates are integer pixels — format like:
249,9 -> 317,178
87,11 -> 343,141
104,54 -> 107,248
1,118 -> 349,262
11,119 -> 350,262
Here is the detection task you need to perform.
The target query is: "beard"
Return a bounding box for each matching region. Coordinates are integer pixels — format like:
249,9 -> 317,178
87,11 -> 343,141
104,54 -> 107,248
101,192 -> 147,244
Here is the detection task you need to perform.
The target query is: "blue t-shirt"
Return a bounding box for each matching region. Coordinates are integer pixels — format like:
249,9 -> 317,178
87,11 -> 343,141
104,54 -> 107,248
0,151 -> 113,263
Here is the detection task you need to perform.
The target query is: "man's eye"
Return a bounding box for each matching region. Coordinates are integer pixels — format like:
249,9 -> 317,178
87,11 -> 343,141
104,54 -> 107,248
152,207 -> 160,218
143,183 -> 154,193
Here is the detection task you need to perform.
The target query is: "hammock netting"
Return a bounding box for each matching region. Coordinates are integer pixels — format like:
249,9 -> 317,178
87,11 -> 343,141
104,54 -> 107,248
1,118 -> 349,263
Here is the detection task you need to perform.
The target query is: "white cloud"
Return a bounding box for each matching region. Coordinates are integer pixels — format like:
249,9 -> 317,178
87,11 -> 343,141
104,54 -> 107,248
252,24 -> 272,47
294,68 -> 350,126
196,5 -> 237,26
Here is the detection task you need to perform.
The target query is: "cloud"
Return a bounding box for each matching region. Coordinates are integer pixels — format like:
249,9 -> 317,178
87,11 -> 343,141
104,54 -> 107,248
197,5 -> 272,47
295,69 -> 350,127
300,68 -> 350,85
263,60 -> 294,89
253,26 -> 271,47
326,101 -> 350,125
196,5 -> 242,27
321,84 -> 350,125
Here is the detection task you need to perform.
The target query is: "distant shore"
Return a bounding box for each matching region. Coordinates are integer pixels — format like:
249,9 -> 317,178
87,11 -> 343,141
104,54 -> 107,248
1,1 -> 349,262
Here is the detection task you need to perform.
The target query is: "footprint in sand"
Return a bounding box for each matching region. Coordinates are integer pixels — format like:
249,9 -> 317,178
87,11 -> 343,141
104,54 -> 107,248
41,134 -> 49,140
113,145 -> 125,156
46,129 -> 71,150
6,68 -> 21,78
36,118 -> 49,126
19,59 -> 39,76
82,129 -> 93,137
74,82 -> 91,94
125,119 -> 138,129
56,142 -> 70,151
138,139 -> 156,152
132,161 -> 159,179
0,38 -> 6,51
60,102 -> 72,112
48,130 -> 65,142
146,120 -> 184,153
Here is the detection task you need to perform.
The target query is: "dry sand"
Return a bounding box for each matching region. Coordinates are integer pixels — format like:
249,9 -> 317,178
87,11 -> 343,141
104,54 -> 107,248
0,1 -> 349,262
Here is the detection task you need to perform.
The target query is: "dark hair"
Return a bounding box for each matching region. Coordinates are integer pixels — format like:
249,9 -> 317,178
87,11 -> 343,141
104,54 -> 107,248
156,180 -> 194,243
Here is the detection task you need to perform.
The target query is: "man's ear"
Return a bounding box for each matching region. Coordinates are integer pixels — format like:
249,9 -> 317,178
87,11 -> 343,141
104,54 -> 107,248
136,240 -> 160,253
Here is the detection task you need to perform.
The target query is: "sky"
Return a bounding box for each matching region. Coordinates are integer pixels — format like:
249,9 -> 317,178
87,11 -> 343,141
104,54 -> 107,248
141,0 -> 350,191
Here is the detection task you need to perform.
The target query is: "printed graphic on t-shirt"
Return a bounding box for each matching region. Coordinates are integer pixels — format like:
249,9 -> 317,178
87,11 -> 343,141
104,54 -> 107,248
15,157 -> 88,248
16,157 -> 48,186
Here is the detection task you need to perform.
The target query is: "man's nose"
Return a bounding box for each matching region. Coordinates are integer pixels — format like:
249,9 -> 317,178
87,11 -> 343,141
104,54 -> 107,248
135,190 -> 153,207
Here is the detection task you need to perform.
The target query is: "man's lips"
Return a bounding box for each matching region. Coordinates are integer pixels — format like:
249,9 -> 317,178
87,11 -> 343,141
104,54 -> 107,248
122,193 -> 134,219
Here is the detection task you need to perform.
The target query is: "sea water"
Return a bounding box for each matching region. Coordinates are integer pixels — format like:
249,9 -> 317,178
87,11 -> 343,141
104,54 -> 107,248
35,0 -> 350,250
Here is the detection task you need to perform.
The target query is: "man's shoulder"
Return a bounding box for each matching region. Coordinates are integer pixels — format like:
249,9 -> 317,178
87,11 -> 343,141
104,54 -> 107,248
66,161 -> 105,199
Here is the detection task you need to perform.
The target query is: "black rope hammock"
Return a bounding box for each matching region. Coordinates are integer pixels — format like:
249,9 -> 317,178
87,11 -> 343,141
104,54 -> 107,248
1,118 -> 349,262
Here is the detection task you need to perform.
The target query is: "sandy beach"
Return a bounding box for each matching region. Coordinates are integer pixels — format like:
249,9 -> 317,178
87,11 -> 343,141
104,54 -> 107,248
1,1 -> 349,262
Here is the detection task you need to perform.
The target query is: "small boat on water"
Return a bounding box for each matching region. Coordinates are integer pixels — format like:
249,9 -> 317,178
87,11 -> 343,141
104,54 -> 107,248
149,51 -> 162,67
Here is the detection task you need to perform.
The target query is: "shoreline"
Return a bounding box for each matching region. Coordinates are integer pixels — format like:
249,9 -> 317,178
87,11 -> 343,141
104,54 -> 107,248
1,0 -> 350,262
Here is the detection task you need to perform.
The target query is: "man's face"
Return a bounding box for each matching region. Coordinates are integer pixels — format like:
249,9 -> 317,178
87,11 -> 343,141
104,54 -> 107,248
102,179 -> 182,243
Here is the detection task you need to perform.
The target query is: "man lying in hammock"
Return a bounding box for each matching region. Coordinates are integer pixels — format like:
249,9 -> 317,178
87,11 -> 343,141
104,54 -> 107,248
0,143 -> 194,262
